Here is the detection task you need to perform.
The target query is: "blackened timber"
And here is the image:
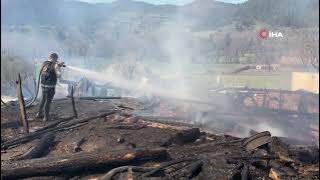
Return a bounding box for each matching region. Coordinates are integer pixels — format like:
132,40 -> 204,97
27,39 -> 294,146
71,85 -> 78,119
16,132 -> 55,160
143,158 -> 196,177
1,148 -> 168,179
186,160 -> 203,178
227,155 -> 279,161
66,96 -> 122,100
36,116 -> 75,132
163,128 -> 201,146
16,73 -> 29,133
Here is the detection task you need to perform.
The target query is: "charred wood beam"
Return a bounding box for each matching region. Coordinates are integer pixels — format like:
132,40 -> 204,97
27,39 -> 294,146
59,110 -> 118,128
58,122 -> 88,131
134,116 -> 193,128
227,155 -> 279,161
16,73 -> 29,133
16,132 -> 55,160
1,111 -> 118,150
136,115 -> 188,121
66,96 -> 122,100
142,158 -> 196,177
243,131 -> 272,152
169,160 -> 195,176
71,85 -> 78,119
210,139 -> 245,146
162,128 -> 201,147
104,124 -> 146,130
118,104 -> 136,110
36,116 -> 75,132
171,140 -> 245,156
1,148 -> 168,180
186,160 -> 203,178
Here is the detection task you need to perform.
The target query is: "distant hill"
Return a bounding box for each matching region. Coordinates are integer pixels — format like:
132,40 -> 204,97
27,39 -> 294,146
1,0 -> 318,30
236,0 -> 319,27
1,0 -> 319,61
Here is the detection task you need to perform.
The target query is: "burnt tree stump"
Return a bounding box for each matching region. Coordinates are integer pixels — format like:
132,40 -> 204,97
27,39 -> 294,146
71,85 -> 78,119
16,73 -> 29,133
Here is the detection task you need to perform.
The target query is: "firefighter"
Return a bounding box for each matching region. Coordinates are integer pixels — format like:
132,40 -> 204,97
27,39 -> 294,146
36,53 -> 64,121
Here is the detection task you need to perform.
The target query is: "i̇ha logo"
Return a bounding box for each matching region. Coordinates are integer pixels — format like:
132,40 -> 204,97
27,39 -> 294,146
259,29 -> 283,40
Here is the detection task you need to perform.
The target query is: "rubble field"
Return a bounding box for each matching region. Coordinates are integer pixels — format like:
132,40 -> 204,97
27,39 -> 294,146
1,95 -> 319,180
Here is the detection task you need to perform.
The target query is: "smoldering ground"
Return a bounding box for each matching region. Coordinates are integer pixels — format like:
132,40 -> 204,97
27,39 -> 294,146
1,0 -> 318,145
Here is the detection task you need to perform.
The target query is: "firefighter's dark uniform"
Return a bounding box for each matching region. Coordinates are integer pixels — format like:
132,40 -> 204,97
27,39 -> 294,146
36,60 -> 62,121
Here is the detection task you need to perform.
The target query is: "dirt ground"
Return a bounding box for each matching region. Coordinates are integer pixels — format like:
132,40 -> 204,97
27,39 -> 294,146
1,97 -> 319,180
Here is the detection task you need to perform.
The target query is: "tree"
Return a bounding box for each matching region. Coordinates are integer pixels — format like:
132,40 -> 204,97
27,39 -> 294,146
1,53 -> 33,95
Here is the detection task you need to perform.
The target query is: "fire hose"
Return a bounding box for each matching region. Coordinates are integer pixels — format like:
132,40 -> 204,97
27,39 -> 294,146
25,63 -> 66,108
25,65 -> 44,108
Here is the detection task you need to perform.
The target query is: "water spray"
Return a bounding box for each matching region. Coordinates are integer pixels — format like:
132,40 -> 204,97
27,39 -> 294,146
66,65 -> 218,108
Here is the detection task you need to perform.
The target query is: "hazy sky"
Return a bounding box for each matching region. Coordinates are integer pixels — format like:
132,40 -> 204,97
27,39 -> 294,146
75,0 -> 248,5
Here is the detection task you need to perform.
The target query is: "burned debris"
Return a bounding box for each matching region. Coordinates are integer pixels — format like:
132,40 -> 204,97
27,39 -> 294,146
1,88 -> 319,180
1,73 -> 319,179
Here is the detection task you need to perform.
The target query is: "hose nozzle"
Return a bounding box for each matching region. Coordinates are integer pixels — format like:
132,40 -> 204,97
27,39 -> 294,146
58,64 -> 66,67
57,61 -> 66,67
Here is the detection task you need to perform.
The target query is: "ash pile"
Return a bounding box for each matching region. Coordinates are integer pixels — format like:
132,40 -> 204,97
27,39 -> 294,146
1,91 -> 319,180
